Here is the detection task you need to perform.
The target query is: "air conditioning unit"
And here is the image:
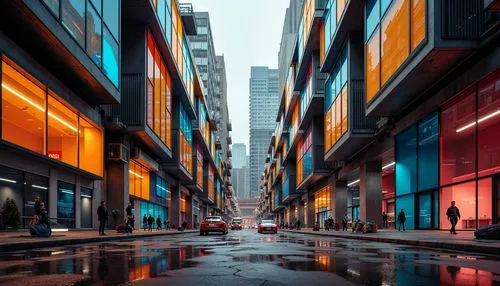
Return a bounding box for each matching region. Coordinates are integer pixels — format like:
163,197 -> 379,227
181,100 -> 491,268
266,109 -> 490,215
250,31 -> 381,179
108,143 -> 129,163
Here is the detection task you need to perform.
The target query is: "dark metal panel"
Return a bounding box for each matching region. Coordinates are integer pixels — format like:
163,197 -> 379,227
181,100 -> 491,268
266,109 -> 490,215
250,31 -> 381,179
351,80 -> 377,132
441,0 -> 483,39
106,74 -> 144,125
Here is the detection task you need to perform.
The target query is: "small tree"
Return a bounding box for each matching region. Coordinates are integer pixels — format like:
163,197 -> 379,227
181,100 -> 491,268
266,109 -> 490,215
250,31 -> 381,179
1,198 -> 20,228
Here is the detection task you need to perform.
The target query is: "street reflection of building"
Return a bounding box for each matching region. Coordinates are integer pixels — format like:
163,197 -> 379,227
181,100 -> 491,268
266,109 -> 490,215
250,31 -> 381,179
258,0 -> 500,231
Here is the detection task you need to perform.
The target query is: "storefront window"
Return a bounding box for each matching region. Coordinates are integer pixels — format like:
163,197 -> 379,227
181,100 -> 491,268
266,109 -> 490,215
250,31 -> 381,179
478,178 -> 493,227
48,94 -> 78,167
440,88 -> 476,185
314,185 -> 331,228
440,181 -> 476,230
2,61 -> 46,155
79,116 -> 103,176
396,193 -> 415,229
140,201 -> 166,226
418,192 -> 431,229
418,113 -> 439,191
57,181 -> 75,228
80,187 -> 93,228
129,160 -> 150,201
478,70 -> 500,177
396,125 -> 417,195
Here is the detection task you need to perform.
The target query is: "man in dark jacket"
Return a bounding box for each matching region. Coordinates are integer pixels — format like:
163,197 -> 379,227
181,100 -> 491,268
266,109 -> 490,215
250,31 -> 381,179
446,201 -> 461,235
397,209 -> 406,231
97,201 -> 108,235
147,214 -> 154,232
382,212 -> 388,229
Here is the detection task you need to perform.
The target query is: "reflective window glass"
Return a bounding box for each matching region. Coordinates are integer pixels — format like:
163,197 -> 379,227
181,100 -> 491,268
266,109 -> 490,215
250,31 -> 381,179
396,194 -> 414,229
62,0 -> 85,47
57,181 -> 75,228
103,0 -> 119,40
366,28 -> 380,103
103,27 -> 119,87
418,192 -> 431,228
418,113 -> 438,191
439,181 -> 476,230
396,125 -> 417,195
1,61 -> 46,154
79,116 -> 103,176
43,0 -> 60,17
366,0 -> 380,41
48,95 -> 78,167
86,2 -> 102,68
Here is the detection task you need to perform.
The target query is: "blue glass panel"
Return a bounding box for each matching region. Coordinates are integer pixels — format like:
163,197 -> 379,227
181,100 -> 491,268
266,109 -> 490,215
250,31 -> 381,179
352,207 -> 360,220
103,27 -> 119,87
103,0 -> 119,40
165,6 -> 172,46
325,78 -> 331,112
418,192 -> 431,228
298,20 -> 304,64
158,0 -> 166,33
341,47 -> 348,86
366,0 -> 380,41
57,182 -> 75,228
283,177 -> 289,198
396,194 -> 415,229
43,0 -> 60,17
418,113 -> 439,191
334,65 -> 341,98
331,0 -> 337,36
303,149 -> 312,178
90,0 -> 101,14
381,0 -> 392,17
396,126 -> 417,195
324,7 -> 331,51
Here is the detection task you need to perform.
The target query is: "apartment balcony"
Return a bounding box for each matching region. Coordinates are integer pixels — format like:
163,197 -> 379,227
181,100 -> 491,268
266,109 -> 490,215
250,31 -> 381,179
227,135 -> 232,145
365,0 -> 493,116
227,147 -> 232,158
282,163 -> 299,204
0,0 -> 120,104
227,120 -> 232,131
179,3 -> 197,35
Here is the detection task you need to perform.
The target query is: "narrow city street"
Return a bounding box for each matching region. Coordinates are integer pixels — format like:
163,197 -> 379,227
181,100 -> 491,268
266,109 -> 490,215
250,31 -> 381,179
0,230 -> 499,286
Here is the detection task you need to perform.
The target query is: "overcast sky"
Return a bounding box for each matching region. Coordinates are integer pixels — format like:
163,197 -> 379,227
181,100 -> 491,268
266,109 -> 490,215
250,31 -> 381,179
189,0 -> 289,152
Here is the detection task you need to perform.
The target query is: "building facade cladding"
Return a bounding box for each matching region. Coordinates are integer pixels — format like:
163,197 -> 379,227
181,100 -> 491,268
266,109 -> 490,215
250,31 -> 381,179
0,0 -> 117,229
250,67 -> 279,198
259,0 -> 500,230
233,167 -> 249,199
232,143 -> 247,168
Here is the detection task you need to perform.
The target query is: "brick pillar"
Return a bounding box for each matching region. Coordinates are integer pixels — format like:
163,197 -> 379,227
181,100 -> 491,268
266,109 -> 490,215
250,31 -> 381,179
360,161 -> 382,226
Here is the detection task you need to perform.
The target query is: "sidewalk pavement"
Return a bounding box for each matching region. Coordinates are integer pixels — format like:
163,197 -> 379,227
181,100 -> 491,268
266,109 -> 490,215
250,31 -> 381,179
281,228 -> 500,255
0,228 -> 198,252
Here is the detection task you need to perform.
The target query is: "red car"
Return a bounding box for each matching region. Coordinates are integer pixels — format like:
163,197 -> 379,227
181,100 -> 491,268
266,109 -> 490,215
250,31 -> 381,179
200,216 -> 228,235
231,217 -> 243,230
258,220 -> 278,234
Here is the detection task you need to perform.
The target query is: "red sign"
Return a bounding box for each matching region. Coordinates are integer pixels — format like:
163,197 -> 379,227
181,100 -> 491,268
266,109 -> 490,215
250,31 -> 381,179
48,151 -> 62,161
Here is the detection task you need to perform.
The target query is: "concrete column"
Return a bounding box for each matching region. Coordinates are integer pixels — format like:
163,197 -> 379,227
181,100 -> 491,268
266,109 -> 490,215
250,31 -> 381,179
185,194 -> 193,228
298,200 -> 305,225
170,185 -> 181,228
360,161 -> 382,226
75,176 -> 81,228
105,161 -> 129,228
48,169 -> 58,221
306,193 -> 315,228
333,180 -> 348,222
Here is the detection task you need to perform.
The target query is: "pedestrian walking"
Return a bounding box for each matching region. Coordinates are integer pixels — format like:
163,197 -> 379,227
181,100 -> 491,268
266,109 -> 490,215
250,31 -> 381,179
147,214 -> 154,232
296,219 -> 301,230
156,216 -> 162,231
126,203 -> 133,229
164,219 -> 169,230
382,212 -> 388,229
342,214 -> 348,231
97,201 -> 108,236
446,201 -> 461,235
397,209 -> 406,231
142,214 -> 148,231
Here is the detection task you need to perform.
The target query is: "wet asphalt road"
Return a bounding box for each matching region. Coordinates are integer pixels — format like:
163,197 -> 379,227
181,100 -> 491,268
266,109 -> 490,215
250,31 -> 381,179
0,229 -> 500,285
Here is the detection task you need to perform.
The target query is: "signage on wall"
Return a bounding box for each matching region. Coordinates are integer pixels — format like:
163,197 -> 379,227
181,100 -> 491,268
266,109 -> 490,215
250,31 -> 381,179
48,151 -> 63,161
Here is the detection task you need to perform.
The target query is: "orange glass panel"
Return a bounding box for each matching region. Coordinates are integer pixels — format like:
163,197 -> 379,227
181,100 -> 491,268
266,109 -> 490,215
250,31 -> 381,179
478,178 -> 493,227
147,32 -> 155,82
1,61 -> 46,154
154,49 -> 161,135
366,28 -> 380,103
325,108 -> 332,152
320,23 -> 325,63
331,102 -> 337,143
160,61 -> 166,143
141,165 -> 150,200
147,80 -> 154,128
48,95 -> 78,167
381,0 -> 409,85
411,0 -> 426,51
335,97 -> 341,141
341,86 -> 348,134
166,71 -> 172,148
337,0 -> 346,23
79,116 -> 103,176
129,161 -> 136,196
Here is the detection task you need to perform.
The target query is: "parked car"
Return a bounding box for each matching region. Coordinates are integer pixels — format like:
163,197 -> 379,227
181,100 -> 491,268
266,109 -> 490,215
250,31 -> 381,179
231,217 -> 243,230
200,216 -> 228,235
258,220 -> 278,234
474,223 -> 500,240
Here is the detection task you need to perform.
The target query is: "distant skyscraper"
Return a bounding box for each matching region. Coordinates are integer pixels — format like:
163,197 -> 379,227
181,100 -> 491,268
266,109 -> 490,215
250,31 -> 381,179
249,67 -> 279,198
233,166 -> 249,199
232,143 -> 247,168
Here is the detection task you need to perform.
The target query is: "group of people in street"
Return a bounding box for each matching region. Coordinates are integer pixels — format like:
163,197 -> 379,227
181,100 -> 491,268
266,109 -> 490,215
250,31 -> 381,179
142,214 -> 170,231
396,201 -> 462,234
280,219 -> 301,230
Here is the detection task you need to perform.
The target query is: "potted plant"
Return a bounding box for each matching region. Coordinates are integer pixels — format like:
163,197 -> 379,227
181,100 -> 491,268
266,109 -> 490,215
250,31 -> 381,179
1,198 -> 20,229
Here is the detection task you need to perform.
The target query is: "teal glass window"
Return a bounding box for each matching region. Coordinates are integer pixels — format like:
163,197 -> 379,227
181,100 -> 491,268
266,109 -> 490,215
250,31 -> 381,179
103,0 -> 119,40
158,0 -> 166,33
43,0 -> 60,17
366,0 -> 380,41
418,192 -> 431,228
57,181 -> 75,228
381,0 -> 392,17
62,0 -> 85,47
86,2 -> 102,68
396,194 -> 414,229
103,27 -> 119,87
396,125 -> 417,195
418,113 -> 438,191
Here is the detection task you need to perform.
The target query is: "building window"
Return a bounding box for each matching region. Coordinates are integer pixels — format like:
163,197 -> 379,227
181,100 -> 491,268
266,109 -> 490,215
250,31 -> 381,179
86,2 -> 102,68
208,165 -> 215,201
418,113 -> 439,191
314,185 -> 331,228
57,181 -> 75,228
103,27 -> 119,87
347,187 -> 360,222
48,94 -> 78,167
1,58 -> 103,176
103,0 -> 119,40
61,0 -> 85,47
146,31 -> 173,149
80,187 -> 93,228
129,160 -> 150,201
196,146 -> 203,187
1,61 -> 46,155
140,201 -> 167,227
396,125 -> 417,196
43,0 -> 60,17
296,125 -> 313,186
179,102 -> 193,174
155,175 -> 169,206
365,0 -> 426,104
395,193 -> 415,229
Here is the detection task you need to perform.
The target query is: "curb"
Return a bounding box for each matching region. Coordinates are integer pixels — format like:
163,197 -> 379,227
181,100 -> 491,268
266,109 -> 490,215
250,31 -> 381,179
0,230 -> 198,252
281,230 -> 500,255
